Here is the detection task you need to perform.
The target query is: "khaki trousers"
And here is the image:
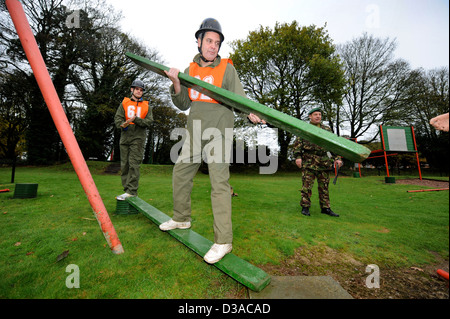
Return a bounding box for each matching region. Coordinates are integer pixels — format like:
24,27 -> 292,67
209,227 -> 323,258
172,130 -> 233,244
120,139 -> 145,196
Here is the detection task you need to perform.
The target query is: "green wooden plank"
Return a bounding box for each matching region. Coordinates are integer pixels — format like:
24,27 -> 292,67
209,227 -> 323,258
126,52 -> 371,163
126,197 -> 271,292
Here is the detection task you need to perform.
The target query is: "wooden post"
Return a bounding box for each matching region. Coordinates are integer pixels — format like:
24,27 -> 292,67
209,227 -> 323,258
410,126 -> 422,180
380,125 -> 390,177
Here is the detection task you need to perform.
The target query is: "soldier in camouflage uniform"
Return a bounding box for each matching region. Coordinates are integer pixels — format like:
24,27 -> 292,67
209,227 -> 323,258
293,107 -> 343,217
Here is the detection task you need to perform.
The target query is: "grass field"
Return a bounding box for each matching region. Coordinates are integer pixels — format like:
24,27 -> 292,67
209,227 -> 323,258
0,163 -> 448,299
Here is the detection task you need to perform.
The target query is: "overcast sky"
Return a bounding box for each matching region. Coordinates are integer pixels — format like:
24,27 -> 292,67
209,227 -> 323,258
106,0 -> 449,71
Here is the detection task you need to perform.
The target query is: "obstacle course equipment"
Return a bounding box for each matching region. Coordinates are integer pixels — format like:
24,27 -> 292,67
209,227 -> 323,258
126,197 -> 271,292
6,0 -> 123,254
407,188 -> 449,193
125,52 -> 371,163
13,183 -> 38,199
115,199 -> 140,215
379,125 -> 422,180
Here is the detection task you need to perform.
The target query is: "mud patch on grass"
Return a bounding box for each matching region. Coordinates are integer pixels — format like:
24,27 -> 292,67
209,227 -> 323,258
260,244 -> 449,299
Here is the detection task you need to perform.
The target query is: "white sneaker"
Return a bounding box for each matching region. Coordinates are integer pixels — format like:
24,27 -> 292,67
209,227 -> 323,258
204,243 -> 232,264
116,193 -> 135,201
159,219 -> 191,231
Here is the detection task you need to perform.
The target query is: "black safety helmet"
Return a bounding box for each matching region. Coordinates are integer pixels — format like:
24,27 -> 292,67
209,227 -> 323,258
195,18 -> 224,62
195,18 -> 224,43
131,79 -> 145,91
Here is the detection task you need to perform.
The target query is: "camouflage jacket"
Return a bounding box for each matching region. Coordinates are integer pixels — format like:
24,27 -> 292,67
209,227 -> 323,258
293,123 -> 341,171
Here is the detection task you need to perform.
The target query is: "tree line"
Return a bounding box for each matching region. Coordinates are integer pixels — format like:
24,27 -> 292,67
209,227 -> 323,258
1,0 -> 448,173
230,22 -> 448,172
0,0 -> 186,166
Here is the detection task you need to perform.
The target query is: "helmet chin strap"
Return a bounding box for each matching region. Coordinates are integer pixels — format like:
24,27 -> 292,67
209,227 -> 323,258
200,54 -> 215,63
131,89 -> 143,101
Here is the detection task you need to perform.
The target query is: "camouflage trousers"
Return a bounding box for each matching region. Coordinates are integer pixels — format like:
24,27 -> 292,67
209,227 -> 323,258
300,168 -> 331,209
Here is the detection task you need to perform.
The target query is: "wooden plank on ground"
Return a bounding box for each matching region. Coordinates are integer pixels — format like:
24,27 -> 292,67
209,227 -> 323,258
126,197 -> 271,292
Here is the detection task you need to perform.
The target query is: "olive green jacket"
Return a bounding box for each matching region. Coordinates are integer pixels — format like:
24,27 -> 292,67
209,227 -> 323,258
114,99 -> 153,144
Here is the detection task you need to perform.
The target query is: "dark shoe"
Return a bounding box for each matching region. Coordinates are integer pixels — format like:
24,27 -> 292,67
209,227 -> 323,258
321,208 -> 339,217
301,207 -> 310,216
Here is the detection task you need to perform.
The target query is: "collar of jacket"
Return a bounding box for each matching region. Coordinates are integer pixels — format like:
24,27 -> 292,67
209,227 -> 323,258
193,53 -> 222,67
309,122 -> 322,128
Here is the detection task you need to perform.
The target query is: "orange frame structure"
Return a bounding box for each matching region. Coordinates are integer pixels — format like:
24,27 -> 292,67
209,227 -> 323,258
6,0 -> 124,254
379,125 -> 422,180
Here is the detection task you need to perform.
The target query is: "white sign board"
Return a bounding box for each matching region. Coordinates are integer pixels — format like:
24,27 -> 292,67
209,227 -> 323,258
386,129 -> 408,151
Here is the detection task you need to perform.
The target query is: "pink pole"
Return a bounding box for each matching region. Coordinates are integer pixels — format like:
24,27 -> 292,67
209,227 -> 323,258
6,0 -> 124,254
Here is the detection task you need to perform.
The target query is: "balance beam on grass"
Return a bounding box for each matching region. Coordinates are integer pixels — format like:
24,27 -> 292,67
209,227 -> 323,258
126,197 -> 271,292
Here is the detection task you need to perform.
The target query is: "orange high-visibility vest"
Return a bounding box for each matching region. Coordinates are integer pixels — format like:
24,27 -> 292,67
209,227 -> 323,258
122,97 -> 149,124
188,59 -> 233,104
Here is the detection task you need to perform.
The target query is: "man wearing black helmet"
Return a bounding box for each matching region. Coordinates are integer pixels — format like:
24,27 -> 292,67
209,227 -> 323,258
114,79 -> 153,200
160,18 -> 264,264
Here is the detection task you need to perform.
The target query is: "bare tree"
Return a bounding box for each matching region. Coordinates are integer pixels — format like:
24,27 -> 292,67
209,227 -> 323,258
337,33 -> 413,142
1,0 -> 169,163
407,67 -> 449,173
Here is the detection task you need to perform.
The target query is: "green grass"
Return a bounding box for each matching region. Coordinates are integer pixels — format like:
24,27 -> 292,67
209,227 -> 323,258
0,163 -> 448,298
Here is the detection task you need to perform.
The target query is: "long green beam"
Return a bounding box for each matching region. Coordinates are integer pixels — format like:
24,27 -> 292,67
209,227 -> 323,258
126,52 -> 371,163
126,197 -> 271,292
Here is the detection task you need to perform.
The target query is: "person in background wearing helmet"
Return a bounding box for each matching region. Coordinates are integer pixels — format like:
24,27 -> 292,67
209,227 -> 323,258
293,107 -> 343,217
114,79 -> 153,200
160,18 -> 265,264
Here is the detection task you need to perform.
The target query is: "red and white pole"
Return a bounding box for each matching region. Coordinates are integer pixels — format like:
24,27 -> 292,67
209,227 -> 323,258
5,0 -> 124,254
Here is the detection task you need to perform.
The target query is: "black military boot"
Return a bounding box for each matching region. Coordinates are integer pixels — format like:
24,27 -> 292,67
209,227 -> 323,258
321,208 -> 339,217
301,207 -> 310,216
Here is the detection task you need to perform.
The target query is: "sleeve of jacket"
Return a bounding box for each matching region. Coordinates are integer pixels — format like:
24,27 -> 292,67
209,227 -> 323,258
292,137 -> 304,159
114,103 -> 125,129
223,63 -> 247,98
168,67 -> 192,111
134,105 -> 153,128
223,63 -> 257,125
